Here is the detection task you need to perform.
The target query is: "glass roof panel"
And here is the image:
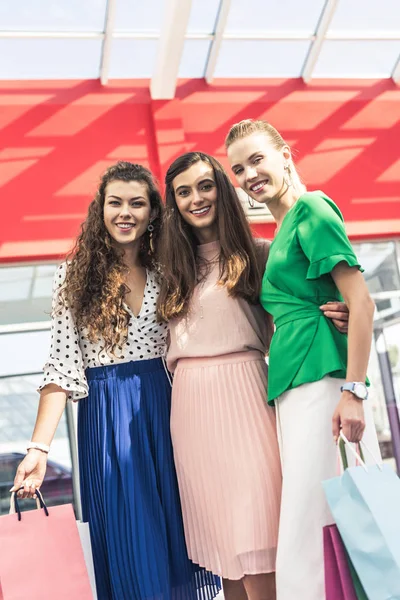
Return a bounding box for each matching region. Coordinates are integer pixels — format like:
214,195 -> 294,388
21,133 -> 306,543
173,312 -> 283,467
0,0 -> 107,32
187,0 -> 220,33
109,39 -> 158,78
0,39 -> 102,79
179,40 -> 212,77
0,0 -> 398,82
225,0 -> 325,34
313,40 -> 400,78
114,0 -> 164,33
328,0 -> 400,32
214,40 -> 311,77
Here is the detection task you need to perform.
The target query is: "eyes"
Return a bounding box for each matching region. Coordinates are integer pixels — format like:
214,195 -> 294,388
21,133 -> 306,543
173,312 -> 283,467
176,182 -> 215,197
107,199 -> 146,208
233,155 -> 264,176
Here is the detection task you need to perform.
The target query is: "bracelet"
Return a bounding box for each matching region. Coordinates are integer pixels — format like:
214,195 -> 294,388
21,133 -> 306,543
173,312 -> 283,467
27,442 -> 50,454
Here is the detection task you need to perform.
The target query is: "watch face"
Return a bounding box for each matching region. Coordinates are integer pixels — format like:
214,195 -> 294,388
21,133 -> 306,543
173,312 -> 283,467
354,383 -> 368,399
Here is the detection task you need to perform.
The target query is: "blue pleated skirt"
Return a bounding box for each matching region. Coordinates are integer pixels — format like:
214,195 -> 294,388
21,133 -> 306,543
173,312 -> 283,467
78,358 -> 220,600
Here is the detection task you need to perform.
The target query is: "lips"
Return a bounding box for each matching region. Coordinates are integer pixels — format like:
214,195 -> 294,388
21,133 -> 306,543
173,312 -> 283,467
116,223 -> 135,231
190,206 -> 211,217
250,180 -> 269,193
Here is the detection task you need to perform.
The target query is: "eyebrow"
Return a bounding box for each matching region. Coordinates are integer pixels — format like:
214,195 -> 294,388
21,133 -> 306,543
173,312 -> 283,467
231,151 -> 262,170
107,195 -> 146,201
175,177 -> 215,193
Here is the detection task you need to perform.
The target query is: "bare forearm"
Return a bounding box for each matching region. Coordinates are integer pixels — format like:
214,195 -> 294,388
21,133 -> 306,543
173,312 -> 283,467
346,299 -> 374,381
332,264 -> 375,383
31,384 -> 68,446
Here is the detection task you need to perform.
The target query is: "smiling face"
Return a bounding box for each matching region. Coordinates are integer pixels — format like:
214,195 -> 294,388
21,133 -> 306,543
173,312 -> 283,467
103,179 -> 152,247
227,132 -> 291,205
172,160 -> 218,242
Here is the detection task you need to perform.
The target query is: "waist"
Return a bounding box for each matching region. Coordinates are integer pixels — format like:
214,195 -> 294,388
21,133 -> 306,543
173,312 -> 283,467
86,357 -> 164,381
274,306 -> 324,329
176,350 -> 265,369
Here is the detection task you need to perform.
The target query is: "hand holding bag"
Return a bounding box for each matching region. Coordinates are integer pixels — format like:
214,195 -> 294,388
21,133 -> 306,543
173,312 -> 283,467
0,489 -> 94,600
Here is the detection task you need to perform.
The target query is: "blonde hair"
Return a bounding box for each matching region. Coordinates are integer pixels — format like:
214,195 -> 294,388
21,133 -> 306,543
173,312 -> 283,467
225,119 -> 305,194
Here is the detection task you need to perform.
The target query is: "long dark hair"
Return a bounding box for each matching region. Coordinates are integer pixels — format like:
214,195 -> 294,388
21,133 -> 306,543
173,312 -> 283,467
157,152 -> 263,321
60,161 -> 163,353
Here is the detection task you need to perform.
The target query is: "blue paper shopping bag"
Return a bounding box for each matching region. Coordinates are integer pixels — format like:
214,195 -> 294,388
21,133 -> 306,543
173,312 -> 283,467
323,434 -> 400,600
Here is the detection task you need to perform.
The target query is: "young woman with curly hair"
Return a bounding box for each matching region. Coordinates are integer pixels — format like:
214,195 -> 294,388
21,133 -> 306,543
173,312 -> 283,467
157,152 -> 349,600
12,162 -> 220,600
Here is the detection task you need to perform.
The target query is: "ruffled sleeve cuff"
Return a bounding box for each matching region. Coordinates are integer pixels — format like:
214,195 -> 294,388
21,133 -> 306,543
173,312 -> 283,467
39,358 -> 89,402
306,253 -> 363,280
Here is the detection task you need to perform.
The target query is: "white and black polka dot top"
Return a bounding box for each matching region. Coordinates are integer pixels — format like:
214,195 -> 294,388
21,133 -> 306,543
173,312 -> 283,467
39,263 -> 168,401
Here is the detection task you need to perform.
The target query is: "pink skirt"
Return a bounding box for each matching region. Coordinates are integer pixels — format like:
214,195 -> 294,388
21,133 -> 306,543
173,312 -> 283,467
170,351 -> 282,580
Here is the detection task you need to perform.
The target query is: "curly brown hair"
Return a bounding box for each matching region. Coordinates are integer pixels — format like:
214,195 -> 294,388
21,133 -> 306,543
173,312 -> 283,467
59,161 -> 163,354
157,152 -> 264,322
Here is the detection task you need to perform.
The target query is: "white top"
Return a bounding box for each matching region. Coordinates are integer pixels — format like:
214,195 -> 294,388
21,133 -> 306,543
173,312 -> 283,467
40,263 -> 168,401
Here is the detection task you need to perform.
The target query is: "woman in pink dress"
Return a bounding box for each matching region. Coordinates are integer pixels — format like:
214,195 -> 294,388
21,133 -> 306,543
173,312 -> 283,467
157,151 -> 349,600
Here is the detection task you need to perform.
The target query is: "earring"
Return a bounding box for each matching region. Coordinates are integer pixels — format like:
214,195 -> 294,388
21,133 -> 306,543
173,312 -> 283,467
147,222 -> 154,232
247,195 -> 255,208
283,164 -> 293,187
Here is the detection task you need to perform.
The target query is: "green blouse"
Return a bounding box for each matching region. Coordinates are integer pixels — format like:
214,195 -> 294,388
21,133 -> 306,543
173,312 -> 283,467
260,190 -> 363,406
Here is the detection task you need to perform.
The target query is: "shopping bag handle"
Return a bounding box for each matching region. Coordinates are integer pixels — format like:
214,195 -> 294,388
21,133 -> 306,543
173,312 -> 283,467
339,430 -> 383,472
10,488 -> 49,522
338,436 -> 365,471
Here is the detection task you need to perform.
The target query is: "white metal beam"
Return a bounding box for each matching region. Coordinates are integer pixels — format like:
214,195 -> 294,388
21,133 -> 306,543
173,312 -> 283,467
0,31 -> 103,39
302,0 -> 339,83
392,53 -> 400,84
325,30 -> 400,41
150,0 -> 193,100
205,0 -> 231,84
1,30 -> 399,42
100,0 -> 117,85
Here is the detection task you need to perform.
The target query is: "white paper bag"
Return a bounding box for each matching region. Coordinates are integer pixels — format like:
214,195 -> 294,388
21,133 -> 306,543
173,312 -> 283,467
76,521 -> 97,599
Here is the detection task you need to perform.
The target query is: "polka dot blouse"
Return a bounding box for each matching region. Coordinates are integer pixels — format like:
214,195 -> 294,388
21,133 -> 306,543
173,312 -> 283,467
40,263 -> 168,401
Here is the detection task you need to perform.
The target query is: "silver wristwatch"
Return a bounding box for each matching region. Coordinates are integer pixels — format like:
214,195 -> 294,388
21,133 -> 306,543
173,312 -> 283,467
340,381 -> 368,400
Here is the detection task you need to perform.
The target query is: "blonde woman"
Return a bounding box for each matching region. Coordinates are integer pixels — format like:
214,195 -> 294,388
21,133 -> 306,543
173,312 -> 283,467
225,120 -> 381,600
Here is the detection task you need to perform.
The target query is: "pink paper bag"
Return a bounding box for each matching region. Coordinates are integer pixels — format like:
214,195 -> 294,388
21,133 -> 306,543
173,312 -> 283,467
324,524 -> 358,600
0,492 -> 93,600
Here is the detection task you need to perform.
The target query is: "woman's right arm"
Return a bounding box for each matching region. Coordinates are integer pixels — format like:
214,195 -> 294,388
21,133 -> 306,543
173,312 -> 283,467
12,263 -> 88,498
11,384 -> 67,498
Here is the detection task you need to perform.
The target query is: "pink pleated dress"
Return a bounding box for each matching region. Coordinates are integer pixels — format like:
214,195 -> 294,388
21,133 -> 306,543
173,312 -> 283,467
167,241 -> 282,580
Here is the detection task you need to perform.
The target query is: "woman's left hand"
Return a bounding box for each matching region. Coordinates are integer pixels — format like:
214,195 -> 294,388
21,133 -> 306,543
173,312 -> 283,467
332,391 -> 365,443
320,301 -> 349,333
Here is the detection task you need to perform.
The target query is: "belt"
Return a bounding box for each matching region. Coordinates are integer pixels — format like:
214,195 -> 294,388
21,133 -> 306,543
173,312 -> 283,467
274,306 -> 324,329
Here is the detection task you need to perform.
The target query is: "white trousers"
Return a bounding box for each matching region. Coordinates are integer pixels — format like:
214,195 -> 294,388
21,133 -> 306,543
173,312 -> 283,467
275,377 -> 381,600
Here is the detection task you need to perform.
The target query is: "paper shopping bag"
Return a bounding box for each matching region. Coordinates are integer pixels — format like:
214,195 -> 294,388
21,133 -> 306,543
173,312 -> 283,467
323,524 -> 358,600
0,491 -> 93,599
76,521 -> 97,599
323,433 -> 400,600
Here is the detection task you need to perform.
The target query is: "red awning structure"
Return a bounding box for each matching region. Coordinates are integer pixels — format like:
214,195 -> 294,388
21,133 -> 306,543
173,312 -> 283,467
0,0 -> 399,262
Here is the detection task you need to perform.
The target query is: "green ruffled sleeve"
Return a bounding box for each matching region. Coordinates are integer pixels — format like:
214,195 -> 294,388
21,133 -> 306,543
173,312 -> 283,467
296,193 -> 362,280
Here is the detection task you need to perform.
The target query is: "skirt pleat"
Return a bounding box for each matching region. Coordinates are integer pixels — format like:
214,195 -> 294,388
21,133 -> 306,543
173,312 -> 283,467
171,352 -> 282,580
78,358 -> 220,600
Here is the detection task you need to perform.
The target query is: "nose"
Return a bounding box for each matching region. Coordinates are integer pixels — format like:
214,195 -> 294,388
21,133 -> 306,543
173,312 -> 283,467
192,189 -> 204,205
245,165 -> 258,181
119,202 -> 132,219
